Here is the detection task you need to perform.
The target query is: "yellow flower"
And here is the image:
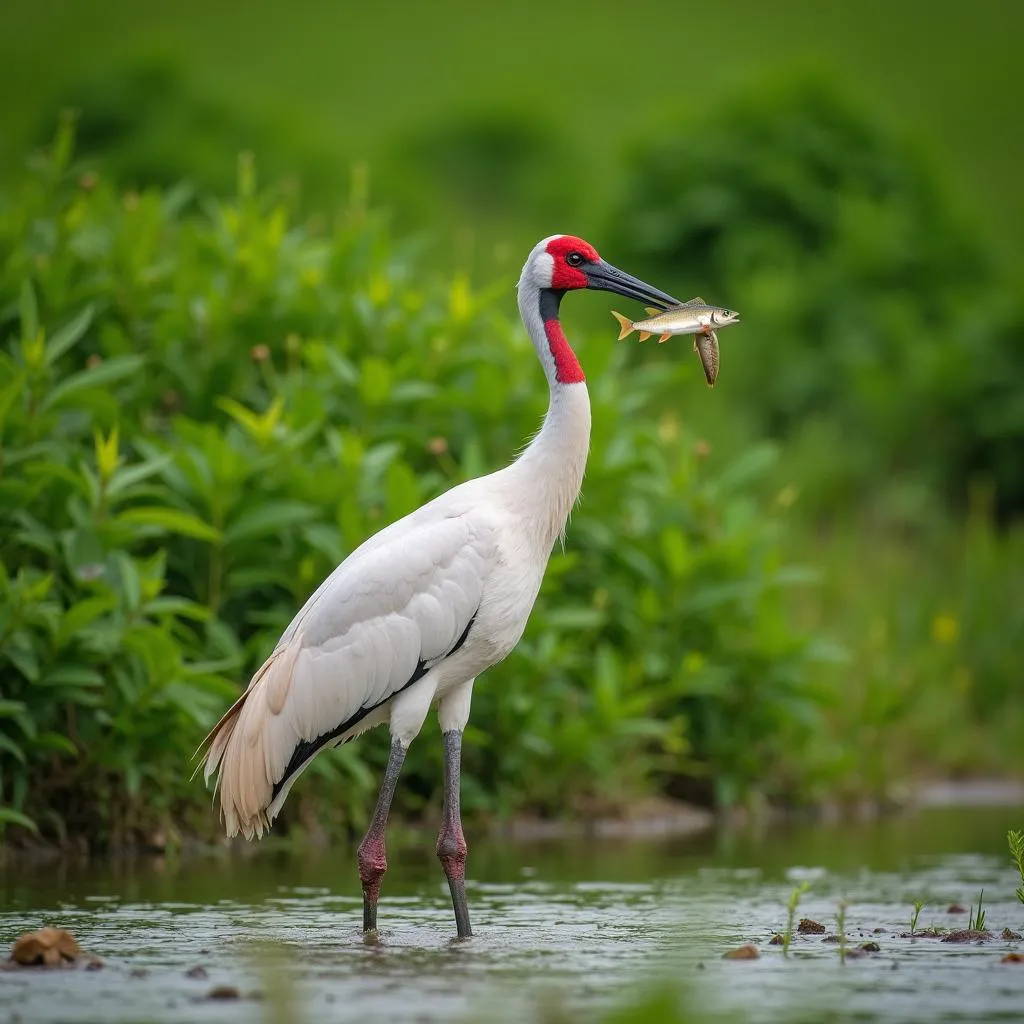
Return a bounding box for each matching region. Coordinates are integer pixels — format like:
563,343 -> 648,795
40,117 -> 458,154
931,614 -> 959,645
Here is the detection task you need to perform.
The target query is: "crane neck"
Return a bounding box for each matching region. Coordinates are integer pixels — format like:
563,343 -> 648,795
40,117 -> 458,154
507,281 -> 592,550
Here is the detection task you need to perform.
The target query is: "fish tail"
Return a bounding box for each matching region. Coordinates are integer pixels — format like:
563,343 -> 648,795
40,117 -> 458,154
611,310 -> 634,341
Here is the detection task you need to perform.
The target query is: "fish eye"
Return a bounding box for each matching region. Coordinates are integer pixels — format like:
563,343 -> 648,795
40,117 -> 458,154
565,252 -> 584,267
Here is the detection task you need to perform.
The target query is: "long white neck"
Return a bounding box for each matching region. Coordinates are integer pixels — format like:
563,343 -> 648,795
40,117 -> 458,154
502,279 -> 592,552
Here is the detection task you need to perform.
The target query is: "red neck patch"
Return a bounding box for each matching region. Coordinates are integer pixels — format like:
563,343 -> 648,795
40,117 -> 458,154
544,318 -> 585,384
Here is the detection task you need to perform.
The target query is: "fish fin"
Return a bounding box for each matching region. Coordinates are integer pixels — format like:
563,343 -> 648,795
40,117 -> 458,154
658,332 -> 672,343
645,306 -> 662,317
692,338 -> 699,352
610,310 -> 634,341
638,331 -> 652,343
681,295 -> 706,307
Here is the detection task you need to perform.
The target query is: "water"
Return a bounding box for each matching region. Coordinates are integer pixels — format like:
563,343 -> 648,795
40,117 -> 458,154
2,806 -> 1023,1023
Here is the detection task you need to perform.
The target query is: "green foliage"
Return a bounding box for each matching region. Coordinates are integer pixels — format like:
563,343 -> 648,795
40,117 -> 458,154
836,899 -> 849,964
0,121 -> 827,846
909,899 -> 925,936
969,890 -> 986,932
783,881 -> 810,957
608,71 -> 1024,518
1009,830 -> 1024,906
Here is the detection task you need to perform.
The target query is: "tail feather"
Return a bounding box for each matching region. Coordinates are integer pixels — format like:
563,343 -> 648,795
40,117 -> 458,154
196,642 -> 302,840
610,310 -> 635,341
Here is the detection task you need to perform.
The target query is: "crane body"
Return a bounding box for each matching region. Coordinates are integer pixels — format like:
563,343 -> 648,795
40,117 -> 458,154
200,234 -> 681,937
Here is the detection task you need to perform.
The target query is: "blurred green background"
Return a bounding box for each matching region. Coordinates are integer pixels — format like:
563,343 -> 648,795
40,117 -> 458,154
1,0 -> 1022,848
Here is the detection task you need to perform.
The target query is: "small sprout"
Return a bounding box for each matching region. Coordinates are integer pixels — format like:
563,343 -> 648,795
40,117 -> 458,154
783,881 -> 810,958
969,890 -> 987,933
837,900 -> 849,964
910,899 -> 926,936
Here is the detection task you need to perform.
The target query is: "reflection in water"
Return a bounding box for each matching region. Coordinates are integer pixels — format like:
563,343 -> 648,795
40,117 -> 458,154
1,807 -> 1023,1023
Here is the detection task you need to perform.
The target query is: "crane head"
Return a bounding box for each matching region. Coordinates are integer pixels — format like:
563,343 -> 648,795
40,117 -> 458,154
529,235 -> 682,310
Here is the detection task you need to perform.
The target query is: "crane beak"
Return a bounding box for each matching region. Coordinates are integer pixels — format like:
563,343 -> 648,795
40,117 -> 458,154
585,260 -> 683,310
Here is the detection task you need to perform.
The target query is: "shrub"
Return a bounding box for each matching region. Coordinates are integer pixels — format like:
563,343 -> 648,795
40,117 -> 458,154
0,120 -> 829,847
607,71 -> 1024,518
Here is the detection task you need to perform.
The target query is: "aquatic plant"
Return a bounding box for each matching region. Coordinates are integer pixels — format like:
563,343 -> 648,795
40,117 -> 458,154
836,900 -> 849,964
909,899 -> 926,936
969,890 -> 987,932
1008,830 -> 1024,906
782,882 -> 810,958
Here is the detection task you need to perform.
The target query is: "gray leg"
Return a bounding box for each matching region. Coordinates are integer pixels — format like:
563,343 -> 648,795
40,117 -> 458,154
436,729 -> 471,938
356,738 -> 407,933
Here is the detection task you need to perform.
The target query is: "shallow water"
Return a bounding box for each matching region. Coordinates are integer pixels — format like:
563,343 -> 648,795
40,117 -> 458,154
2,806 -> 1024,1023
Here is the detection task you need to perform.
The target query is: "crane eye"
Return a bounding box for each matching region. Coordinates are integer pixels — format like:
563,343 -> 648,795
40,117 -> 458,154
565,252 -> 584,267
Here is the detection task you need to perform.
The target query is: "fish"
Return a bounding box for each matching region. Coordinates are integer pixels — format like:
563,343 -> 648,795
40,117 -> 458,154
610,298 -> 740,344
693,329 -> 719,387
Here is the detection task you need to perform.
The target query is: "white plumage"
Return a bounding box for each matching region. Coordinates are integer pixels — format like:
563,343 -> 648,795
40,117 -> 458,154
198,233 -> 680,937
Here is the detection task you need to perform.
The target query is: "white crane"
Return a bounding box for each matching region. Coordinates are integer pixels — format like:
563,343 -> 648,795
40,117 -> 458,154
198,234 -> 681,938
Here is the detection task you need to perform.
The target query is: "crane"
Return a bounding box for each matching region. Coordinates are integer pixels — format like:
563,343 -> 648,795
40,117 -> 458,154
198,234 -> 681,938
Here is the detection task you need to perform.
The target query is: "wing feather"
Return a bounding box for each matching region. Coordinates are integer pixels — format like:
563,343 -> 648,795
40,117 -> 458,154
199,509 -> 496,839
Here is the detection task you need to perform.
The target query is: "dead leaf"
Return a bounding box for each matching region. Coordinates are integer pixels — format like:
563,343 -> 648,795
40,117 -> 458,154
10,928 -> 80,966
722,944 -> 759,960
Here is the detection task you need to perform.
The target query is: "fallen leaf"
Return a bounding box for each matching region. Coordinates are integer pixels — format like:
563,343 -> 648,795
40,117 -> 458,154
10,928 -> 81,966
722,944 -> 759,960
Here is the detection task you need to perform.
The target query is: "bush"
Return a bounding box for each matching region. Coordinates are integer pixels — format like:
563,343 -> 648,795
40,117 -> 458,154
0,121 -> 830,847
607,71 -> 1024,519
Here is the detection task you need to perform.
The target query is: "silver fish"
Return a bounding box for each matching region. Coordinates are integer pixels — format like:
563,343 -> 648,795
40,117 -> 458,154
611,297 -> 740,343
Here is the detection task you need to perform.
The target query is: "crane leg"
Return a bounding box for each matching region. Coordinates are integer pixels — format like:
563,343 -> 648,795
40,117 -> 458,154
356,738 -> 407,933
436,729 -> 472,938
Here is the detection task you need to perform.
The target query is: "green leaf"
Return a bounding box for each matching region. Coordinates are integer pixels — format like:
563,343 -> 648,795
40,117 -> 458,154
45,304 -> 95,365
106,454 -> 175,499
19,280 -> 38,344
0,699 -> 28,719
0,371 -> 27,427
55,595 -> 118,647
32,731 -> 78,756
223,501 -> 317,545
0,733 -> 27,764
0,807 -> 38,833
41,354 -> 146,411
117,506 -> 220,542
40,665 -> 105,688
